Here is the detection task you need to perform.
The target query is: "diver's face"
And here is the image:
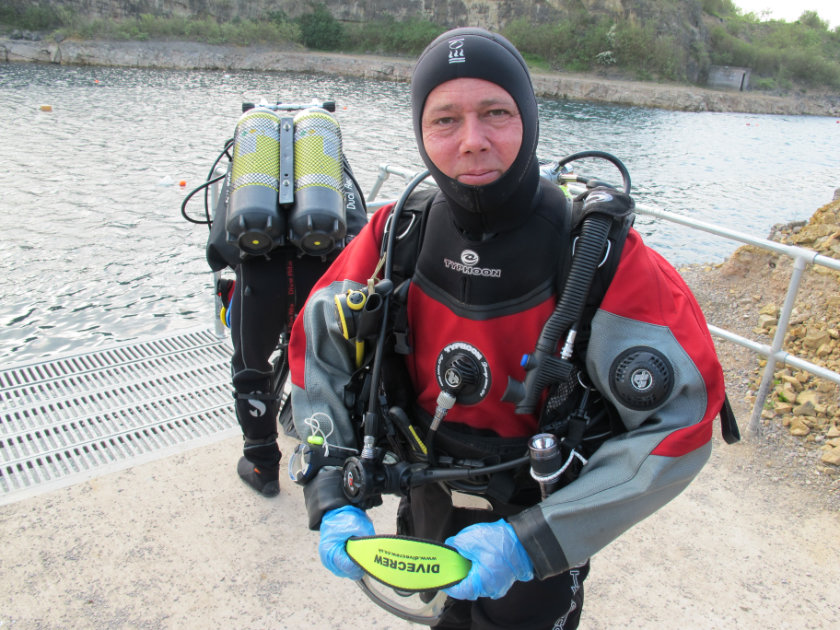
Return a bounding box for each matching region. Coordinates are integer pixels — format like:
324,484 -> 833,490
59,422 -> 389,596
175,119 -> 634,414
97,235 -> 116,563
421,78 -> 523,187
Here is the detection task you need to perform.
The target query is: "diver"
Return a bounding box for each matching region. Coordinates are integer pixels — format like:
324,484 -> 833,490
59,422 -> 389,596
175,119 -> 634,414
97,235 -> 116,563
207,105 -> 367,498
288,28 -> 732,628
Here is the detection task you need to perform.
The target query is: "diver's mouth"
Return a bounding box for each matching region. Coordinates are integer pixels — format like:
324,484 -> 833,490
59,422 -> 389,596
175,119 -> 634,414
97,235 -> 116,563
457,170 -> 499,186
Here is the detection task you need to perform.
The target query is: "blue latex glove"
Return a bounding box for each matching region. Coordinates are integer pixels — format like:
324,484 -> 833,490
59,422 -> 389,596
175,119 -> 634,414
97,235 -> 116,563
318,505 -> 375,580
443,519 -> 534,600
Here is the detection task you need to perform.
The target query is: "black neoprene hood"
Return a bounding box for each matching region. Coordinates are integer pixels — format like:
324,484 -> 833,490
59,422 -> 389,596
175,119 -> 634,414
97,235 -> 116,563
411,27 -> 541,235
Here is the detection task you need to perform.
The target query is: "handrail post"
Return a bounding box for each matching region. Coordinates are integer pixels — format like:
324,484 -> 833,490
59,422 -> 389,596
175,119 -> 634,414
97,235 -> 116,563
746,255 -> 808,437
367,164 -> 391,203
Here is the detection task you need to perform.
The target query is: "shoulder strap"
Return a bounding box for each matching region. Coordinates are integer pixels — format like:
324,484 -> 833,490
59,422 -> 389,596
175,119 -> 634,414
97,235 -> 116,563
384,188 -> 438,355
383,187 -> 438,285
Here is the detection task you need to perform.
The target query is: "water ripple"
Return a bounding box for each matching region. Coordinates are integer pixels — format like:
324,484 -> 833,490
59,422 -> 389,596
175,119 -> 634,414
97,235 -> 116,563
1,64 -> 837,363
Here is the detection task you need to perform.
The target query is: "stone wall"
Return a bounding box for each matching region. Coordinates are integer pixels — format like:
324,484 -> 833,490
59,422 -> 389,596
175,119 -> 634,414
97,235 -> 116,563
7,0 -> 601,30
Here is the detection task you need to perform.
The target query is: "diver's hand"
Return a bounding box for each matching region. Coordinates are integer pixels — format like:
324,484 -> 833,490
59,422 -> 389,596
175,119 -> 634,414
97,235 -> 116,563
318,505 -> 375,580
443,519 -> 534,600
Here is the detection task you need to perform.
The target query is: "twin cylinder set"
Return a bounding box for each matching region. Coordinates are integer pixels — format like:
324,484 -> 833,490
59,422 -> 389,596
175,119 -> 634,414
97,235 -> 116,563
225,106 -> 347,257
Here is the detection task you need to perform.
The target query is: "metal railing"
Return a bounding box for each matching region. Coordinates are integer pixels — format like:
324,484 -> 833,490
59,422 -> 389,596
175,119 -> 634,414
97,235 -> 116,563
366,163 -> 840,438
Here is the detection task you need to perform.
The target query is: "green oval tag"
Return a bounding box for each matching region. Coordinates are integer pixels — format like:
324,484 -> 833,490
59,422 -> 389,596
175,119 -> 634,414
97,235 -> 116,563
345,535 -> 471,592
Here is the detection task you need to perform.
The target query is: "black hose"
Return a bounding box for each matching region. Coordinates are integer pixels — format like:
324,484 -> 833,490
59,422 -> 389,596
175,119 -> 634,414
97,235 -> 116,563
504,211 -> 614,414
536,215 -> 612,351
179,173 -> 226,225
361,171 -> 431,455
555,150 -> 631,194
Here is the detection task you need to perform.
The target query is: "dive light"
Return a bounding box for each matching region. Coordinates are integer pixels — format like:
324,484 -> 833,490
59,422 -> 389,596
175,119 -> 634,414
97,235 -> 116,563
345,535 -> 471,592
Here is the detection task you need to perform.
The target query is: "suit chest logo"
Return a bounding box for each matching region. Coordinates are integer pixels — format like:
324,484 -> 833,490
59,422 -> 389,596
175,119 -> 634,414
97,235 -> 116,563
443,249 -> 501,278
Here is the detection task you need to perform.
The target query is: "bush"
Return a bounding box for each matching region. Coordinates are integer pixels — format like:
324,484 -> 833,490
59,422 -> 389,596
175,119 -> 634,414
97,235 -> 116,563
0,4 -> 69,31
781,48 -> 840,88
701,0 -> 738,19
297,3 -> 343,50
53,13 -> 301,47
504,15 -> 687,81
345,17 -> 443,56
710,17 -> 840,90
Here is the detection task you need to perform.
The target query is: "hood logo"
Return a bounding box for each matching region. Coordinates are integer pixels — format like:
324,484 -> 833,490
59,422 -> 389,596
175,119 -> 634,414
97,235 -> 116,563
448,37 -> 465,64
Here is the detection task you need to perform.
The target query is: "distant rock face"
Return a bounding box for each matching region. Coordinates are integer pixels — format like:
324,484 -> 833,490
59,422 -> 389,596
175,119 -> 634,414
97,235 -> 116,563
0,1 -> 746,85
3,0 -> 698,39
3,37 -> 839,117
6,1 -> 572,29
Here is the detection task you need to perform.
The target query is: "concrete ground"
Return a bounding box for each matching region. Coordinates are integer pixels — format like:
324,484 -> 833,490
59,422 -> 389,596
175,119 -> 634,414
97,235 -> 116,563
1,430 -> 838,629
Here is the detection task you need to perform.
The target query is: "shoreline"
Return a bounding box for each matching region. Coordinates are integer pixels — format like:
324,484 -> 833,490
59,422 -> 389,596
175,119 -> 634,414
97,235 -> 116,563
3,36 -> 840,117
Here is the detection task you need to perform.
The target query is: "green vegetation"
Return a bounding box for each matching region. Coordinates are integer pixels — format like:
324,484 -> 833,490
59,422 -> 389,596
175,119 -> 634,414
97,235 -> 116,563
0,4 -> 301,46
343,17 -> 446,56
1,1 -> 839,92
708,10 -> 840,90
502,2 -> 840,90
502,14 -> 690,82
297,3 -> 342,50
0,3 -> 69,31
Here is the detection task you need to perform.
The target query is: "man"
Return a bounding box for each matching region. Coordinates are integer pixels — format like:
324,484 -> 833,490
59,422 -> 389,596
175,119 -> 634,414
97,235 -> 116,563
207,145 -> 367,497
289,27 -> 728,628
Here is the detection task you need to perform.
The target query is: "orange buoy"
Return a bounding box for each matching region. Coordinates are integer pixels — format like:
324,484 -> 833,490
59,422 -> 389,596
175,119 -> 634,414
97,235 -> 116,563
179,180 -> 187,187
39,104 -> 52,112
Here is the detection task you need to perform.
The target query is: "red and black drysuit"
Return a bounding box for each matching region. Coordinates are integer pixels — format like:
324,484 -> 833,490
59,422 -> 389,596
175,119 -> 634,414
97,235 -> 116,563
289,184 -> 727,628
290,27 -> 728,630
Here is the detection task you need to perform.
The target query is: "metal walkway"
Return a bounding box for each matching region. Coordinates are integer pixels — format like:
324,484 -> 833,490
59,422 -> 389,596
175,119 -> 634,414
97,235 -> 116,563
0,328 -> 238,505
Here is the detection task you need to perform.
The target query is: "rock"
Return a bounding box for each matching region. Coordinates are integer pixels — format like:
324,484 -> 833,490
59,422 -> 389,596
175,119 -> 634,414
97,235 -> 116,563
757,313 -> 777,330
819,446 -> 840,466
795,390 -> 821,407
774,402 -> 794,415
791,223 -> 838,246
789,418 -> 811,436
803,329 -> 831,350
792,401 -> 817,417
759,303 -> 779,316
815,343 -> 832,358
780,374 -> 803,391
774,383 -> 796,403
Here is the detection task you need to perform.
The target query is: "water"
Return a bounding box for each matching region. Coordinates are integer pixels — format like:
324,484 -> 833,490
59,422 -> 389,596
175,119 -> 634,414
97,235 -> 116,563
0,63 -> 837,364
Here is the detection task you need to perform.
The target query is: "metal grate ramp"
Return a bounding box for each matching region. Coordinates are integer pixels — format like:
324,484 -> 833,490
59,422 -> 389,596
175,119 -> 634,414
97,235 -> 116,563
0,328 -> 238,505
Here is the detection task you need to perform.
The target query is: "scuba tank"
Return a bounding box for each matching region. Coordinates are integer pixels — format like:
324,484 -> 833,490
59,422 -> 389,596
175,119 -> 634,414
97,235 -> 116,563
289,107 -> 347,255
225,107 -> 286,256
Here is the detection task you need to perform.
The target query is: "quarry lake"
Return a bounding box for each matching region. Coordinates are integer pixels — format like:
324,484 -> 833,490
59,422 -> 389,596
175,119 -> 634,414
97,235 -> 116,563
0,63 -> 837,363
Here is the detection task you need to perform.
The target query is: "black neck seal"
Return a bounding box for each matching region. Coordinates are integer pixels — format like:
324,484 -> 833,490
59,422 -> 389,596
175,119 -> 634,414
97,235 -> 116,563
411,28 -> 540,236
